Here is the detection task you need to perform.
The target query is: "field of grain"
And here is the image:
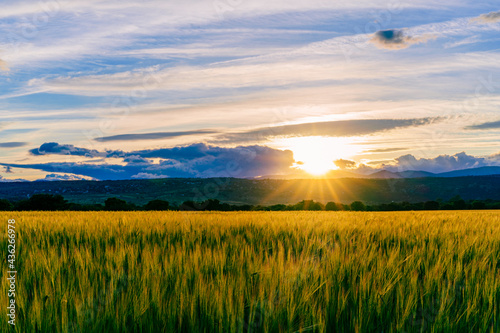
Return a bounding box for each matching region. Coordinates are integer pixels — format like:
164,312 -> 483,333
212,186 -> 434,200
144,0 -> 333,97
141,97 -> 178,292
0,211 -> 499,332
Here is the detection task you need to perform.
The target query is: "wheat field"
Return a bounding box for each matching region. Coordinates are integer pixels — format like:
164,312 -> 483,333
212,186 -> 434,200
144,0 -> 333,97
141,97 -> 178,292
0,211 -> 499,332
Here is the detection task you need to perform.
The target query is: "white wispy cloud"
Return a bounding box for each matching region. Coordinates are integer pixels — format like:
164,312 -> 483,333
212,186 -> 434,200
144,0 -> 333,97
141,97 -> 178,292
23,50 -> 500,97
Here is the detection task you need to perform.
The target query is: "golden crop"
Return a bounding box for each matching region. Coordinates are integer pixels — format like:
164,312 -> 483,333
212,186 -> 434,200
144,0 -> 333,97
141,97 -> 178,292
0,211 -> 499,332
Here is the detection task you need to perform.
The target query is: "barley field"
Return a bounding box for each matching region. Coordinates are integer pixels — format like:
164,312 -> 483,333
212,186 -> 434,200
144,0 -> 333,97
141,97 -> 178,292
0,211 -> 499,332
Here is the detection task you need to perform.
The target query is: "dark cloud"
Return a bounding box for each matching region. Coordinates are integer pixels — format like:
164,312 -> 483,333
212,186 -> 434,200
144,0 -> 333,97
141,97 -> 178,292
95,130 -> 218,142
465,120 -> 500,130
0,142 -> 29,148
370,29 -> 436,50
471,11 -> 500,24
219,118 -> 440,143
132,143 -> 210,160
123,155 -> 150,164
334,159 -> 357,170
6,144 -> 294,180
30,142 -> 103,157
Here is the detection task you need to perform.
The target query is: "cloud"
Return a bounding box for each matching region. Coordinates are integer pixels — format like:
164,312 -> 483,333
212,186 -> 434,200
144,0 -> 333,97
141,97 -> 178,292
219,118 -> 441,143
122,155 -> 150,164
5,143 -> 295,180
470,11 -> 500,24
465,120 -> 500,130
330,151 -> 500,175
379,152 -> 499,174
334,159 -> 357,170
370,29 -> 436,50
36,174 -> 94,181
0,175 -> 27,182
2,0 -> 449,71
95,130 -> 218,142
30,142 -> 103,157
0,142 -> 28,148
363,147 -> 408,153
131,173 -> 167,179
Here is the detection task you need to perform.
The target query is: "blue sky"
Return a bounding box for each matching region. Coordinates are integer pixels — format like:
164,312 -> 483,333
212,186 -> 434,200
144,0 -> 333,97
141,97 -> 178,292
1,0 -> 500,180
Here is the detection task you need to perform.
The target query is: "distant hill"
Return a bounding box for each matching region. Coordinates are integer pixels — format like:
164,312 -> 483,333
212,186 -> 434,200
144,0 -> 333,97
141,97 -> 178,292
258,166 -> 500,180
366,166 -> 500,179
436,166 -> 500,178
1,176 -> 500,206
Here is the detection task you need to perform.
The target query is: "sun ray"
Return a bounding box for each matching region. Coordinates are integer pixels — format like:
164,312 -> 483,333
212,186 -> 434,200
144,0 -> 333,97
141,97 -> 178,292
272,136 -> 363,177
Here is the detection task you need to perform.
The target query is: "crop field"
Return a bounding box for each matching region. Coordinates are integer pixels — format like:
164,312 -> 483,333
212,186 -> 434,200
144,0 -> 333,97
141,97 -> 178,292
0,211 -> 499,332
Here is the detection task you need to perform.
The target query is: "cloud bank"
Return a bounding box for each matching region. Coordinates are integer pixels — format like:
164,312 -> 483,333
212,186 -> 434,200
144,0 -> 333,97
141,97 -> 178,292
4,140 -> 500,180
370,29 -> 436,50
12,143 -> 295,180
340,152 -> 500,174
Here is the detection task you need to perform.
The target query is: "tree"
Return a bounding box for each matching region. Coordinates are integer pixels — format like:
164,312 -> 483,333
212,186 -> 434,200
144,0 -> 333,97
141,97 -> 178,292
291,200 -> 324,211
17,194 -> 68,211
179,200 -> 197,211
471,201 -> 486,210
203,199 -> 222,211
325,202 -> 339,211
104,197 -> 130,211
441,203 -> 454,210
452,199 -> 467,210
0,199 -> 13,211
268,204 -> 286,211
350,201 -> 366,211
423,201 -> 440,210
144,200 -> 170,211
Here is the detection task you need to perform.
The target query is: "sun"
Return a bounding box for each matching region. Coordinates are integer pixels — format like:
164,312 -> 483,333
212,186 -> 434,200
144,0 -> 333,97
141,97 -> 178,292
273,136 -> 360,176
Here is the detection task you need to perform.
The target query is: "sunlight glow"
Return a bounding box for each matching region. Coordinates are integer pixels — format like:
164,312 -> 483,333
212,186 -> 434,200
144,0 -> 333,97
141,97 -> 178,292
272,136 -> 362,176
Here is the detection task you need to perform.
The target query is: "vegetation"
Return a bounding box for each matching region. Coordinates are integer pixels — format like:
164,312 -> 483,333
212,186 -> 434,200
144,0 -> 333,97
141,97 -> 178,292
0,211 -> 499,332
3,193 -> 500,211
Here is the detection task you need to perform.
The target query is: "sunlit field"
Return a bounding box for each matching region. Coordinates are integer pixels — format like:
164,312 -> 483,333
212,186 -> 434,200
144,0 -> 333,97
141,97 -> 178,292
1,211 -> 499,332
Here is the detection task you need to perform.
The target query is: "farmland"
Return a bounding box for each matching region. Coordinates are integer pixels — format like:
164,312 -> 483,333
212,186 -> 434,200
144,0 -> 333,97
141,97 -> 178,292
1,211 -> 499,332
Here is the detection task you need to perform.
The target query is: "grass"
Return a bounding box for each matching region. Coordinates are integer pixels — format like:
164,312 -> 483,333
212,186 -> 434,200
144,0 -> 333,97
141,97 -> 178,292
0,211 -> 499,332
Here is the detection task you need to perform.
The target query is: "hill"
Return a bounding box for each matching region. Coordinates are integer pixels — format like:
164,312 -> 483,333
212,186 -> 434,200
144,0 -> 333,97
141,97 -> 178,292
1,176 -> 500,205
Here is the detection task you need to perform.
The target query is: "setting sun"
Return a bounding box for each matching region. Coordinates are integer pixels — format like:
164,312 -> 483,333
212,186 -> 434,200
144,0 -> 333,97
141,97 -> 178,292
273,136 -> 361,176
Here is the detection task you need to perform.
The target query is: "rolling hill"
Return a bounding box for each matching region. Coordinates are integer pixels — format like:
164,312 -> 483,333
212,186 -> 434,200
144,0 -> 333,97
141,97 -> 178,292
1,175 -> 500,206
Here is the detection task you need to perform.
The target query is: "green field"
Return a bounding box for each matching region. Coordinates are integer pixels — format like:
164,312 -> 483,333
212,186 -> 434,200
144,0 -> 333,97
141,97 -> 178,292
1,211 -> 499,332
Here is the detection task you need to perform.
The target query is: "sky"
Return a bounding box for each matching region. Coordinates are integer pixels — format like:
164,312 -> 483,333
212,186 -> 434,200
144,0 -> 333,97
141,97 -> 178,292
1,0 -> 500,181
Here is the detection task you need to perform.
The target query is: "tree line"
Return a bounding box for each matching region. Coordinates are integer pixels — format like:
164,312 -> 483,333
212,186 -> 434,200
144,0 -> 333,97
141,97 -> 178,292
0,194 -> 499,211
